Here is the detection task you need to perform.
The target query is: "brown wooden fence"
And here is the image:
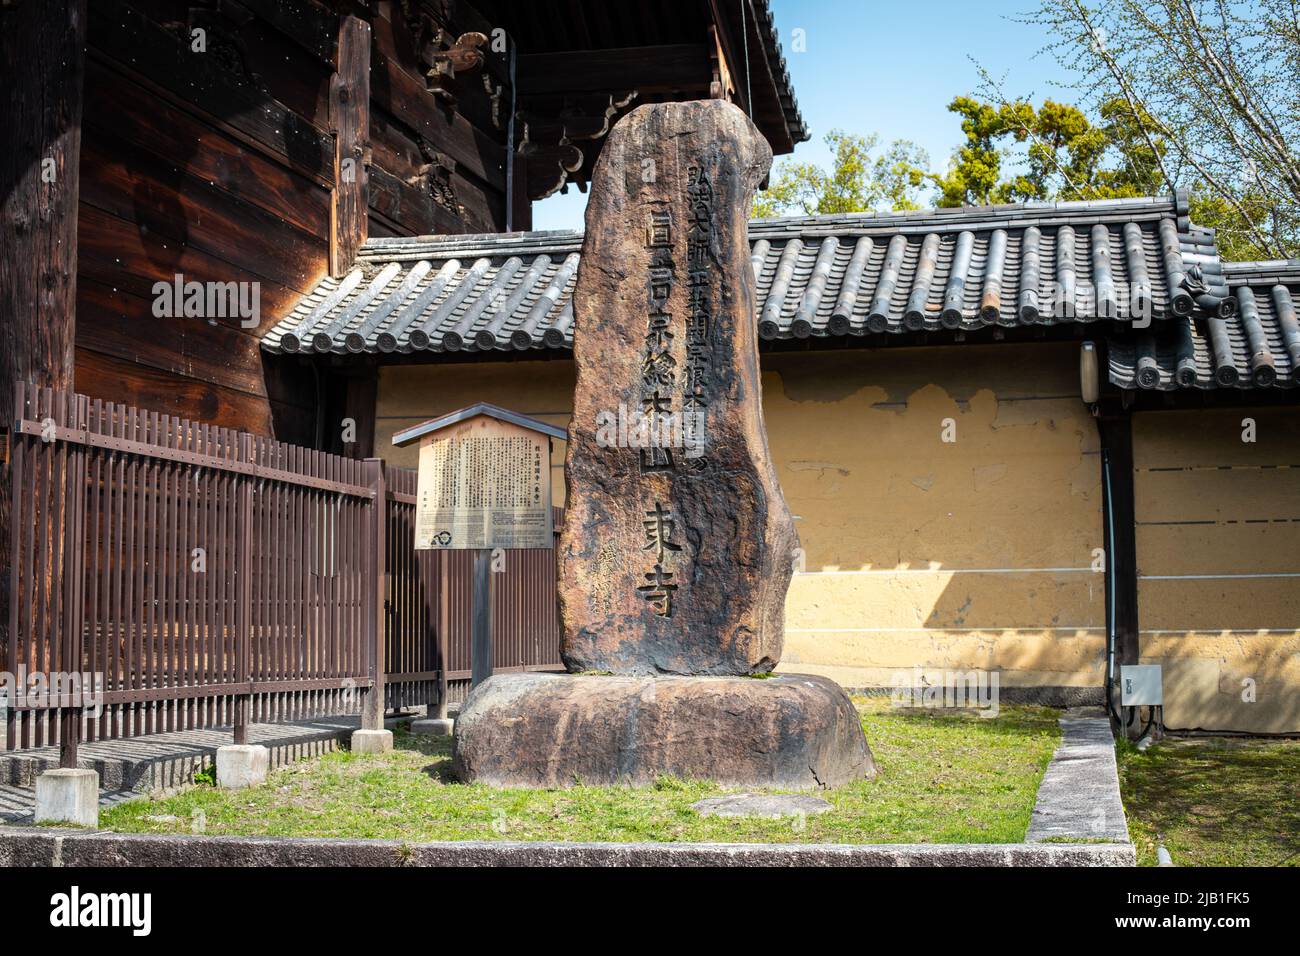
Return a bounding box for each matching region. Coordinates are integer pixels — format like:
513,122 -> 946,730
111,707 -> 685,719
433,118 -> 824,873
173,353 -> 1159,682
3,386 -> 562,759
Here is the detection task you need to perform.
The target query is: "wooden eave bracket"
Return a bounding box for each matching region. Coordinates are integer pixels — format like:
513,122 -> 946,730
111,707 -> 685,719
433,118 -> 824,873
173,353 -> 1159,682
516,90 -> 637,200
423,30 -> 488,107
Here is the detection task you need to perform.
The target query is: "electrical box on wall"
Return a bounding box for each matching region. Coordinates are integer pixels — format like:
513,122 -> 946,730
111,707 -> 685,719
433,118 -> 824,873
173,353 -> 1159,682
1120,664 -> 1163,706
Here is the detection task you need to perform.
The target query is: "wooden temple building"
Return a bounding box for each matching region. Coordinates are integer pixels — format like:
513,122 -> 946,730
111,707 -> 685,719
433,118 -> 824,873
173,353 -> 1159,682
3,1 -> 1297,736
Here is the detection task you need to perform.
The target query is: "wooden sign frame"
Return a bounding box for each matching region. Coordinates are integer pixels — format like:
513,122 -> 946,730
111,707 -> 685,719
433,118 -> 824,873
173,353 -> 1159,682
392,403 -> 566,552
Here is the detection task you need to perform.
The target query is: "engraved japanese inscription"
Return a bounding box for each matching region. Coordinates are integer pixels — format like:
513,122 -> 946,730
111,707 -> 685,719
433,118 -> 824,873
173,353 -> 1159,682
557,100 -> 798,676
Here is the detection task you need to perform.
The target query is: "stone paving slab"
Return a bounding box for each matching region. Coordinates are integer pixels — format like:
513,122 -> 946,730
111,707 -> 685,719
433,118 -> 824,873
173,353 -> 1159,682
1026,716 -> 1130,843
691,793 -> 833,818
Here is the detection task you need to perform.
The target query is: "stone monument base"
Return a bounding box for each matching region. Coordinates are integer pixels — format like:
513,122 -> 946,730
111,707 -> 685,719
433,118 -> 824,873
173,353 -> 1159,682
452,672 -> 874,790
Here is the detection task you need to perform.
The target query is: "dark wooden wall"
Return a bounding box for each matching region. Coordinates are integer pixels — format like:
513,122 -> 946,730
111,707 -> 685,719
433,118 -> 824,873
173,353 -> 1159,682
75,0 -> 511,443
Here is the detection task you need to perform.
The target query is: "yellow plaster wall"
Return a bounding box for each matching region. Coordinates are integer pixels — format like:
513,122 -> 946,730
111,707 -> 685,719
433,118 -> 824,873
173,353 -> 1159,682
1134,407 -> 1300,733
375,342 -> 1107,697
762,342 -> 1105,692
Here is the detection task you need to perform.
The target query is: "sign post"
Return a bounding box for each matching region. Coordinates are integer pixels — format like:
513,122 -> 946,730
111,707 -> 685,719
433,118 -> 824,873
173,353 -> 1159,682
392,403 -> 566,703
470,548 -> 493,689
436,557 -> 450,719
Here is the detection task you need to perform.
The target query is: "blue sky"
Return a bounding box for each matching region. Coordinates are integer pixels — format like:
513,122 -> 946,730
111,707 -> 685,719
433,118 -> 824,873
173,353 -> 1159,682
532,0 -> 1073,230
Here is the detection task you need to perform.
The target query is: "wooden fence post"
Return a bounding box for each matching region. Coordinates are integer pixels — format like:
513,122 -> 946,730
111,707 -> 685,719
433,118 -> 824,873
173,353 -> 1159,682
470,548 -> 493,689
362,458 -> 386,730
5,385 -> 24,751
58,393 -> 88,768
232,433 -> 254,744
434,553 -> 449,719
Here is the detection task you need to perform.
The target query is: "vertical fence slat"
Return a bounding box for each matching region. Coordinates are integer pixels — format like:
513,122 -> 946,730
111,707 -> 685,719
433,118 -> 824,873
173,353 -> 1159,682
6,387 -> 25,749
232,434 -> 254,744
84,399 -> 103,742
363,459 -> 385,729
58,395 -> 88,766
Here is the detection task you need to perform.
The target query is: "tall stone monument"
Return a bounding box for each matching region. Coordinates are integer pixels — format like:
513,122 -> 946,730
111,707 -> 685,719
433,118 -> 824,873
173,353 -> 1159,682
558,100 -> 796,677
452,100 -> 873,789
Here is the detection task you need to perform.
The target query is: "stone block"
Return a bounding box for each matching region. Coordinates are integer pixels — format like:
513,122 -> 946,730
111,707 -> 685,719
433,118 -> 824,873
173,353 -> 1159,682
350,729 -> 393,754
35,768 -> 99,827
215,744 -> 269,790
558,100 -> 796,676
410,717 -> 455,736
690,793 -> 833,819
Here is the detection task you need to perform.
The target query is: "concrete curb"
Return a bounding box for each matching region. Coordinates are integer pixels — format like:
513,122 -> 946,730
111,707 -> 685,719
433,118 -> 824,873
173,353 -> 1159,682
0,827 -> 1134,867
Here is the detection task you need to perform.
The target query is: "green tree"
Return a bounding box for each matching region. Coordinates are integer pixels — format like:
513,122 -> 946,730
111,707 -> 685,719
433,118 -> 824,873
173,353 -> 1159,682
753,130 -> 930,218
928,95 -> 1165,207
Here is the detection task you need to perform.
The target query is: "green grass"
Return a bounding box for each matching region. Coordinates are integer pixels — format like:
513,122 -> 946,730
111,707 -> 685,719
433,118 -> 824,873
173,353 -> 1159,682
98,698 -> 1060,844
1117,735 -> 1300,867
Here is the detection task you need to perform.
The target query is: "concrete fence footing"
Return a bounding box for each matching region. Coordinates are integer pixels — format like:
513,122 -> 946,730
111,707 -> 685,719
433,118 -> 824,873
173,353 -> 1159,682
34,769 -> 100,827
409,718 -> 454,736
350,729 -> 393,754
215,745 -> 269,790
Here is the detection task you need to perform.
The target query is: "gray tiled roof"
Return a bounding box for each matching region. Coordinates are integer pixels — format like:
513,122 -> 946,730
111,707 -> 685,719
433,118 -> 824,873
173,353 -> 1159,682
264,195 -> 1234,359
265,231 -> 583,355
748,201 -> 1232,337
1107,260 -> 1300,389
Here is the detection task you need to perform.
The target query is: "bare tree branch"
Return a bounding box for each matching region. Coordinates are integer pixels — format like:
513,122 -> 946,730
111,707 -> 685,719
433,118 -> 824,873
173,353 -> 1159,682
1024,0 -> 1298,257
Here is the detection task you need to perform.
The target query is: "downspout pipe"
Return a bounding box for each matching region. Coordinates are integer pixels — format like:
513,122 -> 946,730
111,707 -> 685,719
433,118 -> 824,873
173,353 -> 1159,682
1101,445 -> 1121,723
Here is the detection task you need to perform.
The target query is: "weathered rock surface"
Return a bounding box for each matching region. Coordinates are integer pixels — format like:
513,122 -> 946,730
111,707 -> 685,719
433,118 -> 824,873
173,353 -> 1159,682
558,100 -> 798,676
452,672 -> 874,790
691,793 -> 834,819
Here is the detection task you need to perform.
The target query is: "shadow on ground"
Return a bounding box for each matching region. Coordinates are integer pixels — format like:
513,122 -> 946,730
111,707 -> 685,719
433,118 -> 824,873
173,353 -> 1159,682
1119,736 -> 1300,866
